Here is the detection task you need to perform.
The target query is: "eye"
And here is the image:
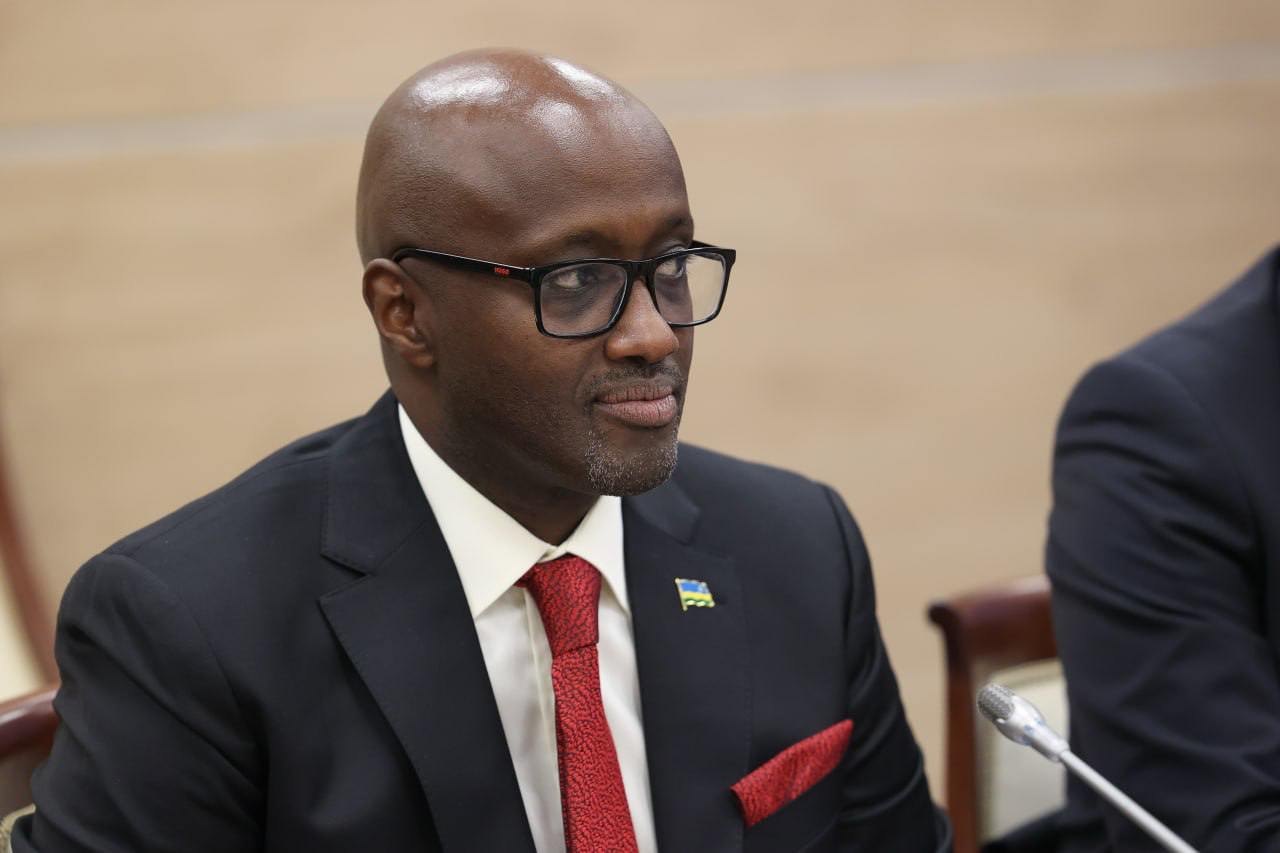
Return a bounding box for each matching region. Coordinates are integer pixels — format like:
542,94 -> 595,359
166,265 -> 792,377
544,263 -> 623,296
556,269 -> 598,290
655,255 -> 688,279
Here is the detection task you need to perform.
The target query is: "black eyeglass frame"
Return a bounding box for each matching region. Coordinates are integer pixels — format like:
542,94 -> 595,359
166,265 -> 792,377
390,240 -> 736,339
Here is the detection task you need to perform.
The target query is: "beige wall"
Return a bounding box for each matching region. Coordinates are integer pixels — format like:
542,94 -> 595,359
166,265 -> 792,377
3,0 -> 1280,794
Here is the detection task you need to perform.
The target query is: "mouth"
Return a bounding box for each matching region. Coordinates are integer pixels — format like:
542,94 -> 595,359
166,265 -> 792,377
593,382 -> 680,429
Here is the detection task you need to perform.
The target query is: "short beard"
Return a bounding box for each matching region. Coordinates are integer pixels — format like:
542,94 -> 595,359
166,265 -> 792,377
584,421 -> 681,496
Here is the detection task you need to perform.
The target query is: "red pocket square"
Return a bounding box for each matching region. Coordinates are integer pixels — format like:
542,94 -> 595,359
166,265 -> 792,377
731,719 -> 854,827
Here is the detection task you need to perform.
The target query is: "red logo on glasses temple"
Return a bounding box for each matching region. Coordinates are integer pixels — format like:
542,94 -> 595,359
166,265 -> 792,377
493,267 -> 510,276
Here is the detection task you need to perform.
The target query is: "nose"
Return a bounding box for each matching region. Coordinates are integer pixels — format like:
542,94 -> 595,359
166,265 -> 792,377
602,278 -> 679,364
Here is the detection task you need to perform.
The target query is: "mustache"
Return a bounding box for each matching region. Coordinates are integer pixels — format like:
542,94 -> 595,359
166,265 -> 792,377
585,362 -> 685,399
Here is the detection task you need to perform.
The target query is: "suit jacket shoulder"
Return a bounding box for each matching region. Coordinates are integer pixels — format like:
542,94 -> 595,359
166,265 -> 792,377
105,412 -> 358,583
1097,246 -> 1280,476
1048,246 -> 1280,852
669,443 -> 857,555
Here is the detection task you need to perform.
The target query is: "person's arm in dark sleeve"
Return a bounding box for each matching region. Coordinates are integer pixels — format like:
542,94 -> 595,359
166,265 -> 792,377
1049,355 -> 1280,852
12,552 -> 263,852
824,487 -> 952,852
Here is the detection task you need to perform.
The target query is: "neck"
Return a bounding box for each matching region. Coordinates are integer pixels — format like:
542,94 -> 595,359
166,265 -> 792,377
401,401 -> 595,546
482,485 -> 594,546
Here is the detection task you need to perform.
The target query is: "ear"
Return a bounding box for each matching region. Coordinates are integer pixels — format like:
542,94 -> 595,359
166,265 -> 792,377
363,259 -> 435,370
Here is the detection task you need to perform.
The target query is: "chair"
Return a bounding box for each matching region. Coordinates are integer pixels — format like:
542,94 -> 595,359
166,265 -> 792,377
928,575 -> 1064,853
0,687 -> 57,832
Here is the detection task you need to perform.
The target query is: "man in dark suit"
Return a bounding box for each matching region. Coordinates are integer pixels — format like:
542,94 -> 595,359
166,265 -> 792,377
1047,246 -> 1280,852
15,49 -> 949,851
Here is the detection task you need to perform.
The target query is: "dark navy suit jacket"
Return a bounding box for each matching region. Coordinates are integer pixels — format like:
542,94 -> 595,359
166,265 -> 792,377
1048,247 -> 1280,852
16,392 -> 949,852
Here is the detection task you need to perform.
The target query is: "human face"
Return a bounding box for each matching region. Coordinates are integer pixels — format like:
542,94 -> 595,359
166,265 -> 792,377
412,113 -> 697,503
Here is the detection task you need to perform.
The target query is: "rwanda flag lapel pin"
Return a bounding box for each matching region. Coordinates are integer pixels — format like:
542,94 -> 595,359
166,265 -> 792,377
674,578 -> 715,611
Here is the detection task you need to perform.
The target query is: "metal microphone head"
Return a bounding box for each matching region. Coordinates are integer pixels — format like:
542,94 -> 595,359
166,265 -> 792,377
977,683 -> 1069,762
977,683 -> 1016,722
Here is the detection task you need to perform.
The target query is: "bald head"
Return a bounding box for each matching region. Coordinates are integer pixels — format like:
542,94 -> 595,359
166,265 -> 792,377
358,50 -> 703,532
355,49 -> 684,264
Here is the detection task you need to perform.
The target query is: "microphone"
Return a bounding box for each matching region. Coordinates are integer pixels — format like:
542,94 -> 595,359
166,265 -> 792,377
976,683 -> 1199,853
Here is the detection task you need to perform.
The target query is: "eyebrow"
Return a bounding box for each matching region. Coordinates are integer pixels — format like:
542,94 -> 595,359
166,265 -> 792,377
535,214 -> 695,261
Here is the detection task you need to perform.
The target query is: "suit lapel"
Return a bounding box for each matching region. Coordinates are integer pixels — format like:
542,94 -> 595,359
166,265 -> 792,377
625,482 -> 751,852
318,393 -> 535,852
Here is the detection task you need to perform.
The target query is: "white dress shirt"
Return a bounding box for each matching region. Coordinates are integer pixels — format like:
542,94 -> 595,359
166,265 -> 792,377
398,405 -> 657,853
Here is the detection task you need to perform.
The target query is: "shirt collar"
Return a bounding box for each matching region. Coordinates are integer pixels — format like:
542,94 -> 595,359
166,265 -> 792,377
397,404 -> 628,619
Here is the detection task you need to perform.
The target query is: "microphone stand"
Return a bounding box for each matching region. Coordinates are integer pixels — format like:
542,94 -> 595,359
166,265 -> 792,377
977,683 -> 1198,853
1057,751 -> 1196,853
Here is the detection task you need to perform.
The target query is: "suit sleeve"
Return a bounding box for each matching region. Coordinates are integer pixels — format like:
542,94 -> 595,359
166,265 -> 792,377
1049,355 -> 1280,852
12,552 -> 263,852
824,487 -> 952,852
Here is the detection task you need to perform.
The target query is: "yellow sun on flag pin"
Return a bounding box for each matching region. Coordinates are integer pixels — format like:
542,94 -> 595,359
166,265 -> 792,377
674,578 -> 714,611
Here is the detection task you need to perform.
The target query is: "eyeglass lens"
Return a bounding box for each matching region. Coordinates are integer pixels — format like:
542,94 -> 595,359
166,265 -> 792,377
539,251 -> 726,336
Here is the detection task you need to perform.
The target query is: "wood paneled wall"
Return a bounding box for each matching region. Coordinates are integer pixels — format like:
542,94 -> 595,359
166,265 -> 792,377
2,0 -> 1279,791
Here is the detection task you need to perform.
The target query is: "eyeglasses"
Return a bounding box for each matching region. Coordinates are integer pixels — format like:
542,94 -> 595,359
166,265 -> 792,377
390,240 -> 735,339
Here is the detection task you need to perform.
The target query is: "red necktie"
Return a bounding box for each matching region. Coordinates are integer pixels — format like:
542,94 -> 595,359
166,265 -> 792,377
519,554 -> 639,853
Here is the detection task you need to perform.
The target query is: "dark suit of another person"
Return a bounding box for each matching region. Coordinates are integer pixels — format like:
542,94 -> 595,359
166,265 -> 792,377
1048,246 -> 1280,851
13,392 -> 949,852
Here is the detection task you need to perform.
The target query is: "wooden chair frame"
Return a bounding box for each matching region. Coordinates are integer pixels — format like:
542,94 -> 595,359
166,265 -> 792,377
927,575 -> 1056,853
0,686 -> 57,817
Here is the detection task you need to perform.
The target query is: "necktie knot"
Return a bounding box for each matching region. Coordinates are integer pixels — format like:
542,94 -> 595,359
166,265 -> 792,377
518,554 -> 601,657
